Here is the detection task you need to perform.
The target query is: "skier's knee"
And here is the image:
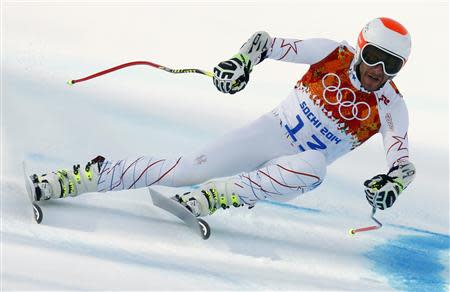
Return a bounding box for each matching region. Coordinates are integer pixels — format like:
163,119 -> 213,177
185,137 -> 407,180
289,150 -> 327,189
304,150 -> 327,183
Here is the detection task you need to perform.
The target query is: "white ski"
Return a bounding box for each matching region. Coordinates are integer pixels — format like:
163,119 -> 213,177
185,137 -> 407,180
22,161 -> 43,224
149,187 -> 211,240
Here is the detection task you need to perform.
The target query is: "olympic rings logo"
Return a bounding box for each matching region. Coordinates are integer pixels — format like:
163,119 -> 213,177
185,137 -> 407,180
321,73 -> 371,121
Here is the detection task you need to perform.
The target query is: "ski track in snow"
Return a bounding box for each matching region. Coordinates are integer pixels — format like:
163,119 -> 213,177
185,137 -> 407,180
3,5 -> 450,289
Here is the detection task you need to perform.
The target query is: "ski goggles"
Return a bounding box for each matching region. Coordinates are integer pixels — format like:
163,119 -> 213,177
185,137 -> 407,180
360,43 -> 405,76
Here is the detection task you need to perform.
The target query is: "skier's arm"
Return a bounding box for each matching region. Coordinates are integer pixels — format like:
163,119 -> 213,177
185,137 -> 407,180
364,97 -> 416,210
212,31 -> 339,94
266,36 -> 340,64
239,31 -> 340,66
380,97 -> 412,170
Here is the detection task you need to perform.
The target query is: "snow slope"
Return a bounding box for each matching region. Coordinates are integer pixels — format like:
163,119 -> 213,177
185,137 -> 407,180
2,2 -> 449,291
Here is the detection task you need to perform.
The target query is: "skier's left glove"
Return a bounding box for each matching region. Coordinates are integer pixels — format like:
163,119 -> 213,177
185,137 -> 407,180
213,31 -> 271,94
364,161 -> 416,210
213,54 -> 252,94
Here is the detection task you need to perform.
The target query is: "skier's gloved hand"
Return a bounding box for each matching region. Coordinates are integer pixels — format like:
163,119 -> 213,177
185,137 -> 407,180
364,174 -> 402,210
213,54 -> 251,94
364,161 -> 416,210
212,31 -> 271,94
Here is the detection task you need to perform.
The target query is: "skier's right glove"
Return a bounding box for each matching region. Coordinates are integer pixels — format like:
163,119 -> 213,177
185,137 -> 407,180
213,53 -> 251,94
364,161 -> 416,210
364,174 -> 403,210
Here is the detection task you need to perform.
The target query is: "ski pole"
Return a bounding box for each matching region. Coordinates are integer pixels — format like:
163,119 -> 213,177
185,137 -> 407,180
67,61 -> 214,85
349,193 -> 383,236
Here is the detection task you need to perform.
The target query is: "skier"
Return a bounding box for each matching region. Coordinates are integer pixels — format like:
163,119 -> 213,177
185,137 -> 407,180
29,17 -> 416,217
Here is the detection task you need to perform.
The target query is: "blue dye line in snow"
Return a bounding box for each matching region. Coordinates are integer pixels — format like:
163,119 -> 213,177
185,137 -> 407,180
366,232 -> 449,292
261,199 -> 449,291
389,223 -> 449,238
260,200 -> 320,213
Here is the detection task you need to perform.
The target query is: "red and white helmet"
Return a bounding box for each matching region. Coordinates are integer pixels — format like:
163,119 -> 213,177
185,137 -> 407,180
354,17 -> 411,74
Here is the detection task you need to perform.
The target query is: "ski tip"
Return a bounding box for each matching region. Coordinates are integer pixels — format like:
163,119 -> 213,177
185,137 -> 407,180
32,203 -> 43,224
148,187 -> 160,202
198,218 -> 211,240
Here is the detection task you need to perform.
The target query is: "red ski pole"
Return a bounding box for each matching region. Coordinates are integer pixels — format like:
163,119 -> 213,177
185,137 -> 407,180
349,194 -> 383,235
67,61 -> 214,85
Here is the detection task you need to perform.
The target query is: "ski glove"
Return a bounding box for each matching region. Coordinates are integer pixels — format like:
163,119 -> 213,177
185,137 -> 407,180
364,161 -> 416,210
213,54 -> 252,94
364,174 -> 402,210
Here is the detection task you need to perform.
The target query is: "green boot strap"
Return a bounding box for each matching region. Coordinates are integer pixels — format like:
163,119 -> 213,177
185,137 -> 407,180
56,170 -> 72,197
219,193 -> 243,209
230,193 -> 243,208
201,188 -> 220,215
219,194 -> 229,209
73,164 -> 82,184
85,162 -> 94,181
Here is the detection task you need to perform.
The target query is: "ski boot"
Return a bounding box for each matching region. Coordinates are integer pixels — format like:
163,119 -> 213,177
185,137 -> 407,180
30,155 -> 105,201
173,179 -> 246,217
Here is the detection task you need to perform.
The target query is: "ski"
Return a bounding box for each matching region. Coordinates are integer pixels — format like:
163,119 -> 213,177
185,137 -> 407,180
22,161 -> 43,224
148,187 -> 211,240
